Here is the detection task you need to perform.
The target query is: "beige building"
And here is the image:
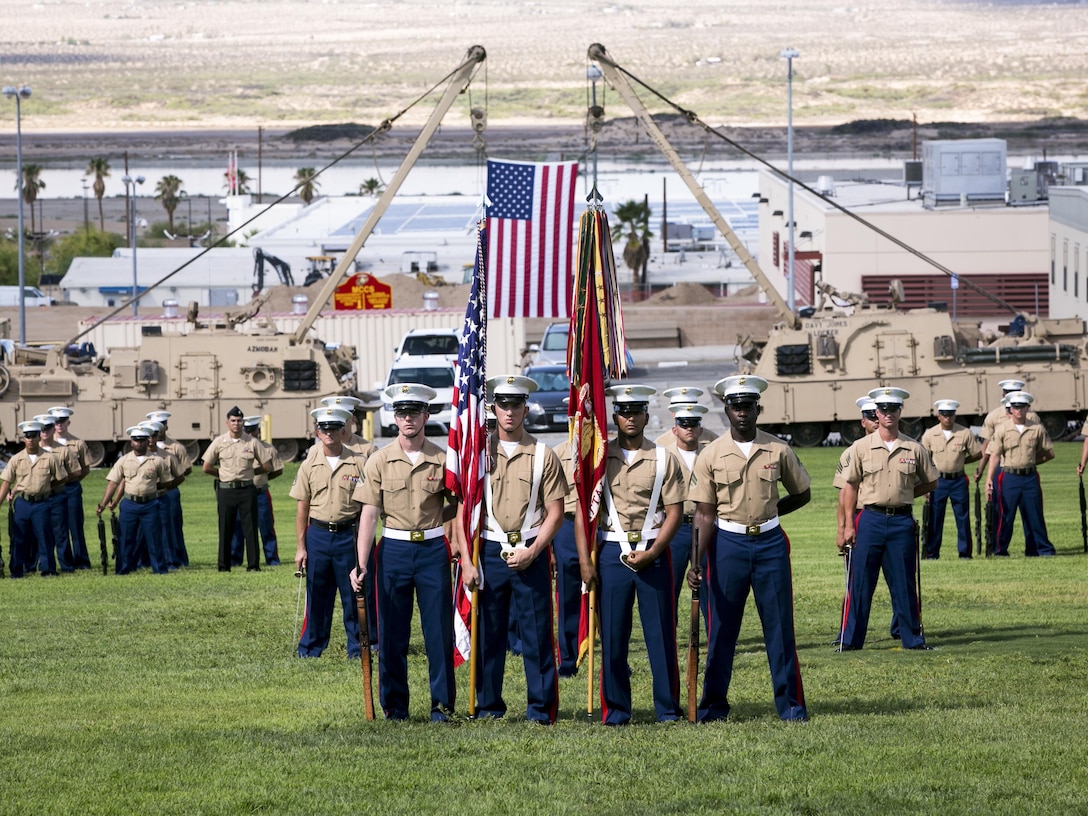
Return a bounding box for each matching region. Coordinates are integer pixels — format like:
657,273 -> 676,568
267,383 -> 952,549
757,168 -> 1050,318
1047,185 -> 1088,321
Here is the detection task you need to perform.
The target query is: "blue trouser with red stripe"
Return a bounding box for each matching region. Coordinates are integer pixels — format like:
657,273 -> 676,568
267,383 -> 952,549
926,475 -> 972,558
231,488 -> 279,565
995,471 -> 1053,556
297,522 -> 360,658
699,525 -> 807,722
841,509 -> 925,650
598,541 -> 681,725
374,535 -> 455,721
476,540 -> 558,723
552,517 -> 581,676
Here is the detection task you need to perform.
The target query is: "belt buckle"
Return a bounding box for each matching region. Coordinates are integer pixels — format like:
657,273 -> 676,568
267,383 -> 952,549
506,531 -> 522,545
627,531 -> 642,544
746,523 -> 760,536
410,530 -> 425,543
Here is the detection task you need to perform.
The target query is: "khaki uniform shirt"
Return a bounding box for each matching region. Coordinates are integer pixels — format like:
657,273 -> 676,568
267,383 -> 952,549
842,433 -> 938,507
981,405 -> 1039,441
599,439 -> 685,533
921,423 -> 981,473
833,446 -> 865,511
552,440 -> 575,515
107,452 -> 170,498
486,434 -> 565,533
249,438 -> 283,489
655,431 -> 714,516
690,430 -> 811,523
1,450 -> 67,496
290,448 -> 369,524
203,433 -> 273,482
55,434 -> 90,474
988,422 -> 1052,469
353,440 -> 450,530
160,436 -> 193,476
43,442 -> 81,483
153,448 -> 183,493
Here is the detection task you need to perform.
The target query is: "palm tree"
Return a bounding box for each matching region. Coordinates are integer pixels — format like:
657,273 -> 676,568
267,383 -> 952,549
86,157 -> 111,231
359,177 -> 384,197
20,164 -> 45,235
155,175 -> 184,232
612,198 -> 653,286
294,167 -> 320,205
222,168 -> 252,195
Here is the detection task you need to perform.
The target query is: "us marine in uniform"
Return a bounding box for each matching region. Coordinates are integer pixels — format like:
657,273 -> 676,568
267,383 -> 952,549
35,414 -> 82,573
985,390 -> 1055,557
0,421 -> 68,576
47,406 -> 92,569
576,384 -> 685,725
231,415 -> 284,567
457,375 -> 565,723
146,410 -> 192,567
921,399 -> 982,559
840,386 -> 937,651
351,384 -> 467,721
292,407 -> 370,659
689,375 -> 810,722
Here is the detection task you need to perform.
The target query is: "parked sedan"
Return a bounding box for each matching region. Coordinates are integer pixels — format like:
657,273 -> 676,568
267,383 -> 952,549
523,364 -> 571,432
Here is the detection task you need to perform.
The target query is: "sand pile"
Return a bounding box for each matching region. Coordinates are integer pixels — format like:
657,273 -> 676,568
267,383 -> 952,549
637,282 -> 720,307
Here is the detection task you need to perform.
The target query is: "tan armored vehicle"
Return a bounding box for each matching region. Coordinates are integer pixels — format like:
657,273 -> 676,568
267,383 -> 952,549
738,290 -> 1087,447
0,302 -> 356,466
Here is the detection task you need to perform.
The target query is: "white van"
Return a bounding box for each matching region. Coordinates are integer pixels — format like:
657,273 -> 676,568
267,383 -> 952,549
0,286 -> 52,307
378,354 -> 457,436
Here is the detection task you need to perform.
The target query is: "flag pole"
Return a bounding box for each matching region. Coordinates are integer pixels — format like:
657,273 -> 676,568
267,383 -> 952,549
468,531 -> 480,717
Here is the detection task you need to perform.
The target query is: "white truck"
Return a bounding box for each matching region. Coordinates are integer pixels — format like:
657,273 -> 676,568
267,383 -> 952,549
0,286 -> 52,307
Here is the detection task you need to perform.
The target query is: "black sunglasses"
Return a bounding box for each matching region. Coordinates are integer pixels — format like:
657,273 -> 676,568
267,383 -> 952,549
317,423 -> 344,433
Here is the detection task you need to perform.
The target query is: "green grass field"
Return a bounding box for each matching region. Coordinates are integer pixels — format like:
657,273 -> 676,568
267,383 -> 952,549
2,445 -> 1087,815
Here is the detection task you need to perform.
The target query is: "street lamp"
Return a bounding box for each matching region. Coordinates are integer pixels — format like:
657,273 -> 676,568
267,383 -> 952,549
3,84 -> 32,346
122,174 -> 145,316
81,179 -> 90,232
586,64 -> 603,196
780,47 -> 799,314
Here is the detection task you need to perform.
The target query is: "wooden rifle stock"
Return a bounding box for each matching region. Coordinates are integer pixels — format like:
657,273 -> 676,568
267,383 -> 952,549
686,526 -> 700,723
354,589 -> 375,721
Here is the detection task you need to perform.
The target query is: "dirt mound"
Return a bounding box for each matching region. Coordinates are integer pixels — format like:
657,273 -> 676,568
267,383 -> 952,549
637,282 -> 721,307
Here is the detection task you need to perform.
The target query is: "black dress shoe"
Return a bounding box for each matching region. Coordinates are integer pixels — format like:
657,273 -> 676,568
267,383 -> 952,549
906,643 -> 934,651
835,644 -> 859,652
959,553 -> 972,559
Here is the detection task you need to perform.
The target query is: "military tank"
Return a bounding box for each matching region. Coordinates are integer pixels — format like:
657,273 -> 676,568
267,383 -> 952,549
737,284 -> 1088,446
0,300 -> 357,466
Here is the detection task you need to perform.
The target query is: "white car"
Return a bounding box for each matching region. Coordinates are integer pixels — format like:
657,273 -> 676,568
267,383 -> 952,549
393,328 -> 460,364
379,354 -> 456,436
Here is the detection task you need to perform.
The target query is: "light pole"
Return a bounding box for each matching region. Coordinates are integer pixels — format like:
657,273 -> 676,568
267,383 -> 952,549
4,85 -> 31,346
122,174 -> 145,316
780,47 -> 799,314
586,64 -> 603,196
81,179 -> 90,232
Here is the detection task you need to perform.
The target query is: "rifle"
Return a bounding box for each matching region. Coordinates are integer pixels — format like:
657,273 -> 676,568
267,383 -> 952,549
0,503 -> 5,580
974,481 -> 982,556
5,501 -> 13,578
97,514 -> 108,575
921,494 -> 932,558
354,588 -> 375,721
1080,473 -> 1087,554
110,511 -> 120,565
686,526 -> 700,723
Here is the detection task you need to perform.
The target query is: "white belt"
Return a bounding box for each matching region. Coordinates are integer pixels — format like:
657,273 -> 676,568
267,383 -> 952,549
482,525 -> 542,560
716,516 -> 781,536
383,526 -> 445,542
600,529 -> 661,544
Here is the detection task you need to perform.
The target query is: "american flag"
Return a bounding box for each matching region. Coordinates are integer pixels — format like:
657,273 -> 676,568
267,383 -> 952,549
486,159 -> 578,319
447,222 -> 488,667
